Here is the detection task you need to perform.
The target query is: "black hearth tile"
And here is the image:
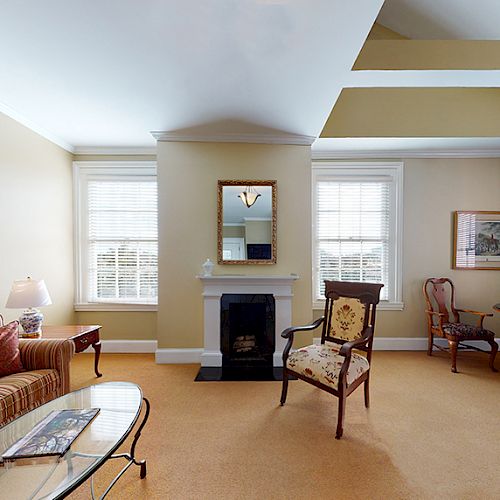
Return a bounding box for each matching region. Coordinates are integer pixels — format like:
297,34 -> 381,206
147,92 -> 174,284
194,366 -> 295,382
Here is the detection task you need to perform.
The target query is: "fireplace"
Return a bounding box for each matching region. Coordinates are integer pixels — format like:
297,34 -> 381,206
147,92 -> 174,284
196,274 -> 298,380
221,294 -> 275,369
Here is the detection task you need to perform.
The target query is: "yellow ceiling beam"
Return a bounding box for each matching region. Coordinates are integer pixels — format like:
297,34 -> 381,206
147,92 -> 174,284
353,40 -> 500,70
321,88 -> 500,138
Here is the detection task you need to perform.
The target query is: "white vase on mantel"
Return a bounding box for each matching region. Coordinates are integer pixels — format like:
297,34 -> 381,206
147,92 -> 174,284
202,258 -> 214,277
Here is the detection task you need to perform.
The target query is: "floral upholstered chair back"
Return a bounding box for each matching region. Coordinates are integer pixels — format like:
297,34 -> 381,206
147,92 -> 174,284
322,281 -> 384,348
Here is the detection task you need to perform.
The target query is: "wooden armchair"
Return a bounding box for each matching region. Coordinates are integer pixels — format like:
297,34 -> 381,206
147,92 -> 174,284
280,280 -> 383,439
423,278 -> 498,373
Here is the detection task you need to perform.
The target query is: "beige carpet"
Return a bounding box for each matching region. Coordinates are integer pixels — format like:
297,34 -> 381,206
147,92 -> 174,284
68,350 -> 500,500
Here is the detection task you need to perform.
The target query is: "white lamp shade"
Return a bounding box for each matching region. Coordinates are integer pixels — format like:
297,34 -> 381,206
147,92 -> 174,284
5,278 -> 52,309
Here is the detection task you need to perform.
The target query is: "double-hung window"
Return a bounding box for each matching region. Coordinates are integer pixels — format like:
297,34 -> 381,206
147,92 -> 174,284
74,162 -> 158,310
312,161 -> 403,310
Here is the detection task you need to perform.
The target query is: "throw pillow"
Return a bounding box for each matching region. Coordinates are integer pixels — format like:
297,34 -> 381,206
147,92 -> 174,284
0,320 -> 24,377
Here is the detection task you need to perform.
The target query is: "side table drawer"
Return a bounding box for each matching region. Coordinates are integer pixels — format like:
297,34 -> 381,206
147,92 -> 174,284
74,330 -> 99,352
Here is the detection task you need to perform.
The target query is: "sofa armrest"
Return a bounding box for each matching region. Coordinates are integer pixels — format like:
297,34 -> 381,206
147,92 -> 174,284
19,339 -> 75,395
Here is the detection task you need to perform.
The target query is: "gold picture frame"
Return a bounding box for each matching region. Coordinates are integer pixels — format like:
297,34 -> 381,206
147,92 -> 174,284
453,211 -> 500,270
217,180 -> 277,265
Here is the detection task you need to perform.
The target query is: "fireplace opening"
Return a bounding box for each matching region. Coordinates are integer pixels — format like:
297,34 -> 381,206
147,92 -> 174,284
221,294 -> 275,368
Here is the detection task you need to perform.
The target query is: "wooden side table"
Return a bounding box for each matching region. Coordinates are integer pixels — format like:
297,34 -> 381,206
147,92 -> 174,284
42,325 -> 103,377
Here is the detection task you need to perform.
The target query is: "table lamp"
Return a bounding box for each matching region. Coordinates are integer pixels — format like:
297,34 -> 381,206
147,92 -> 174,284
5,277 -> 52,337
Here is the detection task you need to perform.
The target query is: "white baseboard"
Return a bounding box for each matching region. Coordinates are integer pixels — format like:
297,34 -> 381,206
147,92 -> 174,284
200,350 -> 223,367
313,337 -> 500,351
96,338 -> 500,361
155,348 -> 203,364
100,340 -> 157,353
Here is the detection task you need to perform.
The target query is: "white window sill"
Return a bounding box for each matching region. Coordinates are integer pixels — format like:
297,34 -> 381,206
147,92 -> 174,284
74,303 -> 158,312
313,300 -> 404,311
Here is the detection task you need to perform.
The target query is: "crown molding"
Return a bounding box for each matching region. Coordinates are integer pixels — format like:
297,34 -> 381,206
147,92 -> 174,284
0,100 -> 74,152
150,131 -> 316,146
311,149 -> 500,159
73,146 -> 157,155
312,137 -> 500,159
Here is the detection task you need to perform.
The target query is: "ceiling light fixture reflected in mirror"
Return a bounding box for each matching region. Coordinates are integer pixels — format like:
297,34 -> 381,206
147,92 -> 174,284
238,185 -> 261,208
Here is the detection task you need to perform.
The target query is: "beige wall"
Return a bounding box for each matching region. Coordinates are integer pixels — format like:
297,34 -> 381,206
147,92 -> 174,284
313,158 -> 500,341
75,311 -> 157,340
222,225 -> 245,239
245,220 -> 271,244
0,112 -> 74,325
157,142 -> 312,349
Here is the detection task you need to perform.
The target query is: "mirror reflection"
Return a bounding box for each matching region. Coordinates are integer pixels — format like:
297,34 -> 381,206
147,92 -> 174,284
218,180 -> 276,264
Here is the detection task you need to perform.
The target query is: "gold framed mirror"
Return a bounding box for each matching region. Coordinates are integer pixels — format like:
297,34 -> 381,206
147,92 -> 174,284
217,180 -> 277,264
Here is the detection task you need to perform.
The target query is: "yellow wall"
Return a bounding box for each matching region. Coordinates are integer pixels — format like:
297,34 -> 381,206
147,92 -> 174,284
313,158 -> 500,340
157,142 -> 312,349
322,88 -> 500,138
245,220 -> 271,244
74,311 -> 157,340
0,112 -> 74,325
222,225 -> 245,239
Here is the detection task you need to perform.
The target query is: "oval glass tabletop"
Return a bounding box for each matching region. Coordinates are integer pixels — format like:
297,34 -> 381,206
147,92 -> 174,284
0,382 -> 144,499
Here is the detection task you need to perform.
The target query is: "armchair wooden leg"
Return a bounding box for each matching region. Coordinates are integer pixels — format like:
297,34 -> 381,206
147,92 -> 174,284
364,378 -> 370,408
280,369 -> 289,406
487,340 -> 498,372
427,332 -> 433,356
335,394 -> 346,439
448,340 -> 458,373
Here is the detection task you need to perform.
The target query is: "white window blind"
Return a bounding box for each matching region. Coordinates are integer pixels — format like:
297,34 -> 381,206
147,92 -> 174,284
74,163 -> 158,309
312,163 -> 403,309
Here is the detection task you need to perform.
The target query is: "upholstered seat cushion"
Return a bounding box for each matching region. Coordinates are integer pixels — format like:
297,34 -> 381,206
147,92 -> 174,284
0,369 -> 60,425
442,323 -> 495,339
286,342 -> 369,389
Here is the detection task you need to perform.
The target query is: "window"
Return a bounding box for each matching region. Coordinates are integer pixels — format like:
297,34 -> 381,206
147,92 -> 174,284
312,162 -> 403,310
74,162 -> 157,310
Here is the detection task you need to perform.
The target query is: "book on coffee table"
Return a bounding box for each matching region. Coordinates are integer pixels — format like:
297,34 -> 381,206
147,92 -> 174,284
2,408 -> 100,461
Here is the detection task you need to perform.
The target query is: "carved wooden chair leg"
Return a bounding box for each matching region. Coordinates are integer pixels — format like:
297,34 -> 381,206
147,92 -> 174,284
448,340 -> 458,373
487,340 -> 498,372
427,332 -> 433,356
335,393 -> 346,439
364,378 -> 370,408
280,370 -> 289,406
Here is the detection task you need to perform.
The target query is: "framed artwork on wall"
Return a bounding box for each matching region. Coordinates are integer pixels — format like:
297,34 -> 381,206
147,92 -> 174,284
453,211 -> 500,270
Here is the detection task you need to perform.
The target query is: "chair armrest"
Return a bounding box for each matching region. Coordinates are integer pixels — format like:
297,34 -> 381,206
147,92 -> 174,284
19,339 -> 75,395
281,317 -> 324,365
425,310 -> 448,328
456,309 -> 493,317
456,309 -> 493,328
339,327 -> 373,357
281,317 -> 325,339
425,310 -> 446,317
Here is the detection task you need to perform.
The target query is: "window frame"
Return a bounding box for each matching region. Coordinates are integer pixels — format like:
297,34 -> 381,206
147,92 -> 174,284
73,161 -> 158,311
312,161 -> 404,311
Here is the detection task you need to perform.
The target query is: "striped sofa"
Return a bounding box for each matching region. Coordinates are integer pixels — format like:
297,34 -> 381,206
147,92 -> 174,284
0,338 -> 75,427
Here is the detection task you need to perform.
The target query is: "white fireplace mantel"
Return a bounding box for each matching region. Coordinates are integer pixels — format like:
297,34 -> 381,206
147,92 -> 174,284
197,274 -> 299,367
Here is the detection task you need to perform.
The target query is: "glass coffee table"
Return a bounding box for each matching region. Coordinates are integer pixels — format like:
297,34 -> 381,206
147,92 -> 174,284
0,382 -> 150,499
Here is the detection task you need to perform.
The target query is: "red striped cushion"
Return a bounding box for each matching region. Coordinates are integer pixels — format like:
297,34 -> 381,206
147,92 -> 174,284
0,369 -> 60,425
0,321 -> 24,377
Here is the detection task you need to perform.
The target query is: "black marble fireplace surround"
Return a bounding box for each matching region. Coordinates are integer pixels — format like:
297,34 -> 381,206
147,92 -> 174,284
195,293 -> 289,381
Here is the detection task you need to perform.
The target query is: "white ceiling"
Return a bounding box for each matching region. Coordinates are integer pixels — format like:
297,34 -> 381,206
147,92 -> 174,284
379,0 -> 500,40
0,0 -> 383,151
